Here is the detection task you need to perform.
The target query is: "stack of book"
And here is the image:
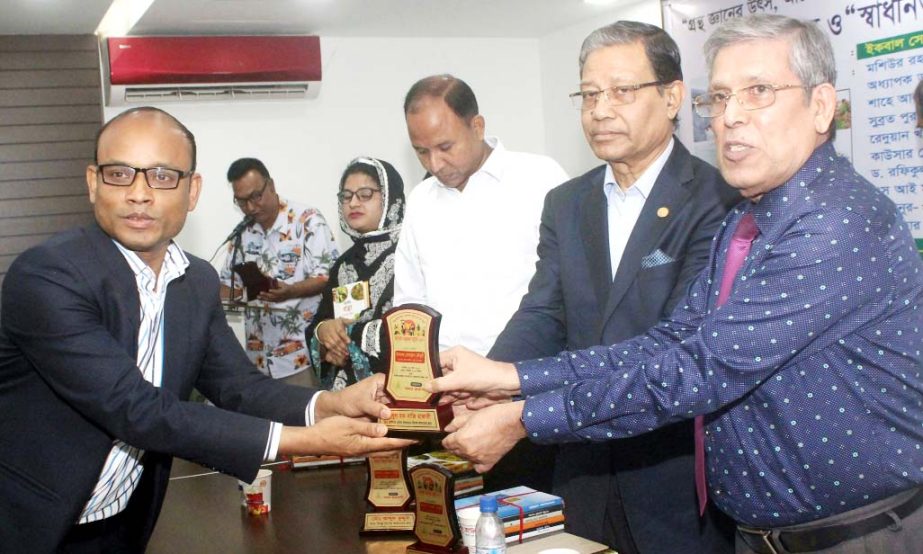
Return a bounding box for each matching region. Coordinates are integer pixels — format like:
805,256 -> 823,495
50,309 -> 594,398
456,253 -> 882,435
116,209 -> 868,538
288,454 -> 366,469
407,450 -> 484,497
454,486 -> 565,543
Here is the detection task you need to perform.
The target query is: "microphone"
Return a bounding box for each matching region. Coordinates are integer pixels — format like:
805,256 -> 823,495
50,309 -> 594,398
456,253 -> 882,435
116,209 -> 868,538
222,216 -> 253,245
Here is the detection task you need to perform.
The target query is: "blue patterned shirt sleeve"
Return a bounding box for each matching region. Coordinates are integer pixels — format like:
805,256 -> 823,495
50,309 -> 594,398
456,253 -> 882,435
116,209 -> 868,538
516,143 -> 923,526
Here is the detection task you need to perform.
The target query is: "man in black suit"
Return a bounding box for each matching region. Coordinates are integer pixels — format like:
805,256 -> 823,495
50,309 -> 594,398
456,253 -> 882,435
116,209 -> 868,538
479,21 -> 739,553
0,107 -> 411,553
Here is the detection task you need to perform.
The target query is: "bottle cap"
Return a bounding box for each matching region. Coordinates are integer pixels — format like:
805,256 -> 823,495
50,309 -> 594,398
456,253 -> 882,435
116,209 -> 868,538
479,494 -> 499,513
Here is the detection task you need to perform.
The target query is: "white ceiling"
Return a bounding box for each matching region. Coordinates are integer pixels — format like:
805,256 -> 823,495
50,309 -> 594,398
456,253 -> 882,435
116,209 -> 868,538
0,0 -> 637,37
1,0 -> 114,34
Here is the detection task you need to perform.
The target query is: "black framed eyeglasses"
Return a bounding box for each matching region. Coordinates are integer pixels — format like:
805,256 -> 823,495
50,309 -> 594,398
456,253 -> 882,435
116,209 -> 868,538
337,187 -> 380,204
569,81 -> 664,111
692,83 -> 811,118
233,179 -> 271,208
96,164 -> 192,190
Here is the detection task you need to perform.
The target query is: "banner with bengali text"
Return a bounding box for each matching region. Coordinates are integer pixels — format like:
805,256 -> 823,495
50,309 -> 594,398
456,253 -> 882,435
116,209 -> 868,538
662,0 -> 923,256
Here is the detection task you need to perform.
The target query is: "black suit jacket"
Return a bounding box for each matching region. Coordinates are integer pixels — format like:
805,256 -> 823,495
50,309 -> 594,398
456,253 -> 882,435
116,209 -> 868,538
490,140 -> 739,553
0,224 -> 315,553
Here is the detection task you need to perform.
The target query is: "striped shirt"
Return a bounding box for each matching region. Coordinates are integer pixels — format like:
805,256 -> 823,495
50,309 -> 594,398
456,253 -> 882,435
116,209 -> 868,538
78,242 -> 189,523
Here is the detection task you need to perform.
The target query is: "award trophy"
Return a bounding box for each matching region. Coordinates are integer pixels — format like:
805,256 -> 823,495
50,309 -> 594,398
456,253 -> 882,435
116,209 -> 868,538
406,464 -> 465,554
360,450 -> 416,535
380,304 -> 453,437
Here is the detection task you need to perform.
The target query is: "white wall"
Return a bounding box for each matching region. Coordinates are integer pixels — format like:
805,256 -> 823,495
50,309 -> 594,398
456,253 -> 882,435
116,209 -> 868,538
101,0 -> 667,260
538,0 -> 664,178
104,36 -> 547,262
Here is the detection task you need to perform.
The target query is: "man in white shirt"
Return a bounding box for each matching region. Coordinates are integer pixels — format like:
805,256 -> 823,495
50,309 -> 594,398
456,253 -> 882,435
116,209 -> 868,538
395,74 -> 568,356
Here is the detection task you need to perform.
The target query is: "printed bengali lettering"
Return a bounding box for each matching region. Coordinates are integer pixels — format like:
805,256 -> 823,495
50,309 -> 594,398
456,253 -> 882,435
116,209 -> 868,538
870,148 -> 914,161
867,73 -> 915,89
708,4 -> 744,25
395,350 -> 425,364
858,29 -> 923,59
747,0 -> 776,13
868,130 -> 911,144
865,56 -> 905,72
868,114 -> 898,127
867,95 -> 895,108
887,164 -> 923,178
684,16 -> 706,31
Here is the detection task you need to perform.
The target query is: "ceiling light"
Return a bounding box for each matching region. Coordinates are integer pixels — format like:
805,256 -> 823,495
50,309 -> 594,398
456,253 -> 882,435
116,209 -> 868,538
96,0 -> 155,37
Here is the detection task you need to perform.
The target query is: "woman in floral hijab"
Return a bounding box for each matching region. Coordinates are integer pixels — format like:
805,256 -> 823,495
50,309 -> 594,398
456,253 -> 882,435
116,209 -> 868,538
306,157 -> 405,390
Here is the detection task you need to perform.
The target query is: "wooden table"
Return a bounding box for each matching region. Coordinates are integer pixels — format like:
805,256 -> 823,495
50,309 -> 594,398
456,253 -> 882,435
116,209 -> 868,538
148,459 -> 609,553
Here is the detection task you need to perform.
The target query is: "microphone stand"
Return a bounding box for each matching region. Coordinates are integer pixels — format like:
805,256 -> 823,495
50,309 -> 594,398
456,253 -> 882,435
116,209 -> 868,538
229,228 -> 245,304
209,216 -> 253,306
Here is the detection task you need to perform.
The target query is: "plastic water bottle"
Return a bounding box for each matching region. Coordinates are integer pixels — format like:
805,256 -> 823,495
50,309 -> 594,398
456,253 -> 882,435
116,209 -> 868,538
475,495 -> 507,554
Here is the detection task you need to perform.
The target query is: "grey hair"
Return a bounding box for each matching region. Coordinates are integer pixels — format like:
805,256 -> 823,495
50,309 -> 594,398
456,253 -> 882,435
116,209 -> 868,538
704,14 -> 836,90
578,20 -> 683,83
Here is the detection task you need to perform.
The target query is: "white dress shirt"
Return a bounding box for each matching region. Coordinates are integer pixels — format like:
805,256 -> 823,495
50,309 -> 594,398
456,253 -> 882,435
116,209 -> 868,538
79,242 -> 189,523
603,138 -> 674,278
394,137 -> 568,355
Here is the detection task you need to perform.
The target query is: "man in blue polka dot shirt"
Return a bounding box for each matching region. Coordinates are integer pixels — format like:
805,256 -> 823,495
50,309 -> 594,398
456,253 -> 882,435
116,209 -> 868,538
431,14 -> 923,554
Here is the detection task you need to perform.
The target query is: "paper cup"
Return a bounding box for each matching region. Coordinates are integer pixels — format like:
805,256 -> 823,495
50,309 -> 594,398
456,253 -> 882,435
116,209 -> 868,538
456,506 -> 479,554
238,468 -> 272,515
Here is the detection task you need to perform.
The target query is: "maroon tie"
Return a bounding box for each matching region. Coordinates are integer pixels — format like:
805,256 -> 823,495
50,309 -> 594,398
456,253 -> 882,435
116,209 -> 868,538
695,212 -> 759,515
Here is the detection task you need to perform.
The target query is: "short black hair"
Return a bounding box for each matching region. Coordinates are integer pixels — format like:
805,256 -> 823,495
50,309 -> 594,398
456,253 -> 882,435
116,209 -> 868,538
227,158 -> 271,183
94,106 -> 197,171
403,74 -> 479,122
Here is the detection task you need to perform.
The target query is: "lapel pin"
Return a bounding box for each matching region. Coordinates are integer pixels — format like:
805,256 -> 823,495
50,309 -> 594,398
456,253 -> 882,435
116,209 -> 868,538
657,206 -> 669,218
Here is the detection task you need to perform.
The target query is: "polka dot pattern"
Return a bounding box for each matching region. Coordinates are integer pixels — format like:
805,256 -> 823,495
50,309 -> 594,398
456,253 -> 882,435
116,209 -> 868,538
516,143 -> 923,527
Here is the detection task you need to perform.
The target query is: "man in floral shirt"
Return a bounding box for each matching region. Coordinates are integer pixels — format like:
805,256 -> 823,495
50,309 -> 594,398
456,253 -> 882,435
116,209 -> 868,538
220,158 -> 339,384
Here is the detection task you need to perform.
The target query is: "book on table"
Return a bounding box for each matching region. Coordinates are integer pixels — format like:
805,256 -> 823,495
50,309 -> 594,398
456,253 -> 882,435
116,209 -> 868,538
454,486 -> 565,543
288,454 -> 366,469
407,450 -> 484,497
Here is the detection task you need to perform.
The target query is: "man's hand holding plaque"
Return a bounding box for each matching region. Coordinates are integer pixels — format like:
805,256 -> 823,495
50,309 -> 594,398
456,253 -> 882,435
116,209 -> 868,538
379,304 -> 453,437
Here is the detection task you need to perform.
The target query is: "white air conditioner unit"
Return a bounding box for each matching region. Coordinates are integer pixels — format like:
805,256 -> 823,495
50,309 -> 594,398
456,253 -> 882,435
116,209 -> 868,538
104,36 -> 321,107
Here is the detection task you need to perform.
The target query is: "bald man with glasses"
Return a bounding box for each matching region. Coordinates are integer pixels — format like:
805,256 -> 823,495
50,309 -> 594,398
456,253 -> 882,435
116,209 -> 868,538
0,107 -> 411,553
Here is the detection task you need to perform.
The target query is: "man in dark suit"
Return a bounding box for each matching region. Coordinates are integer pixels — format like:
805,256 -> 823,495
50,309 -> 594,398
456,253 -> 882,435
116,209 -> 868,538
483,22 -> 739,554
0,107 -> 411,553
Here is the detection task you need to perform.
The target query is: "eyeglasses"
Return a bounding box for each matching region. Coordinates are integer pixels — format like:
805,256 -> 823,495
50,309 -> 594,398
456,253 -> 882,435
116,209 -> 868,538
233,179 -> 270,208
337,187 -> 380,204
693,83 -> 811,118
96,164 -> 192,190
569,81 -> 664,111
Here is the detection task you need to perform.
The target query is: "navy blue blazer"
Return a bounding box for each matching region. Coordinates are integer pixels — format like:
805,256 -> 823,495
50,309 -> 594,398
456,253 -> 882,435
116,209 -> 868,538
490,140 -> 739,553
0,224 -> 315,553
